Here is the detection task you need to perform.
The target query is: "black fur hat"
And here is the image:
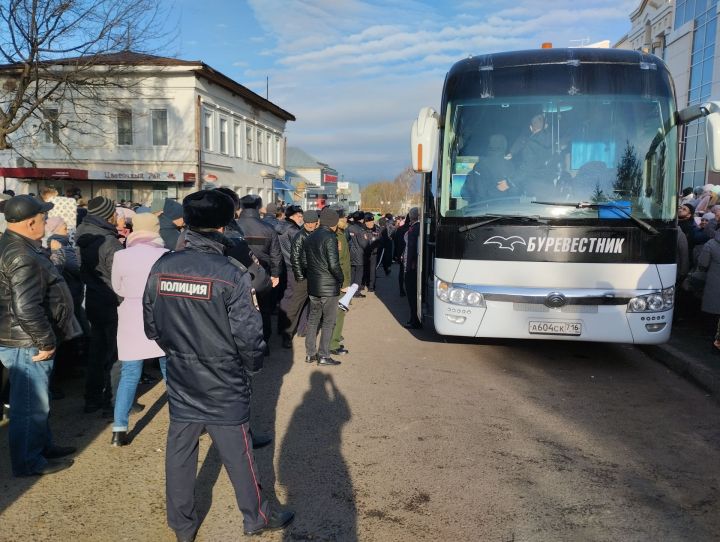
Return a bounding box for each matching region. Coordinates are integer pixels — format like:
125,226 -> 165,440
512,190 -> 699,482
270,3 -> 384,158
183,190 -> 235,229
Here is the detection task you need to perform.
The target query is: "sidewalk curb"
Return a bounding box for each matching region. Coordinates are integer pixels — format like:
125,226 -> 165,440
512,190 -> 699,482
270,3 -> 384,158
641,343 -> 720,400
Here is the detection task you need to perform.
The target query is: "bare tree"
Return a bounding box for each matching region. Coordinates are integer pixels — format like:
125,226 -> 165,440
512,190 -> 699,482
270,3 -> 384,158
0,0 -> 175,158
361,167 -> 420,214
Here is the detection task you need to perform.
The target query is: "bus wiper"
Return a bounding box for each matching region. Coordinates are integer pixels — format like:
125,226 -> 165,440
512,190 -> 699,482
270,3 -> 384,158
531,201 -> 659,235
458,214 -> 544,233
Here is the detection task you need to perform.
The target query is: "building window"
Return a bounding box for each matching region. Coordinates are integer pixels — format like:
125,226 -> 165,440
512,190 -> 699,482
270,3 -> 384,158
117,183 -> 133,203
219,117 -> 228,154
257,128 -> 264,163
203,111 -> 213,151
246,125 -> 254,161
117,108 -> 133,146
152,184 -> 169,204
679,3 -> 718,187
151,109 -> 168,146
43,108 -> 60,144
234,121 -> 242,158
266,132 -> 273,165
275,136 -> 282,166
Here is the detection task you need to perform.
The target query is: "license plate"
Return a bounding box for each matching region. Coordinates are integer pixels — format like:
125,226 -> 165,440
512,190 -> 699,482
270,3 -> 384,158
528,320 -> 582,336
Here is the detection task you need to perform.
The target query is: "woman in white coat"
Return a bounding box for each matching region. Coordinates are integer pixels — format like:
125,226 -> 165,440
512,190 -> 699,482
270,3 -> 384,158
110,213 -> 169,446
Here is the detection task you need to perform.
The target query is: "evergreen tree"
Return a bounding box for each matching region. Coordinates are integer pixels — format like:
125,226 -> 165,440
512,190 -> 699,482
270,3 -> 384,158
613,141 -> 643,199
590,182 -> 608,203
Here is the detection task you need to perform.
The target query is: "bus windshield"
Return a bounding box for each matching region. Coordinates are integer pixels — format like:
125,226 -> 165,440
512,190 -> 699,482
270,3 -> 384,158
440,95 -> 677,221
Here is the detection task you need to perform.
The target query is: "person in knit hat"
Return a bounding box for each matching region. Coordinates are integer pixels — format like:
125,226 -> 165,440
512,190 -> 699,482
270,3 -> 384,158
75,196 -> 124,414
109,210 -> 167,446
158,198 -> 184,249
303,207 -> 344,365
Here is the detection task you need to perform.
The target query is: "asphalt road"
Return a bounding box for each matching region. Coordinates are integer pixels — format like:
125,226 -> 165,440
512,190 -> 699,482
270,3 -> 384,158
1,267 -> 719,542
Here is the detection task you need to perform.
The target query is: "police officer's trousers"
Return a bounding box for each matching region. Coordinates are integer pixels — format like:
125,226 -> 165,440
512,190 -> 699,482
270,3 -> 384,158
166,421 -> 270,538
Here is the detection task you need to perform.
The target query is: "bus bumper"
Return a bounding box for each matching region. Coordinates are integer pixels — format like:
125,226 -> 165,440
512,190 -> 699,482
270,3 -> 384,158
433,299 -> 673,344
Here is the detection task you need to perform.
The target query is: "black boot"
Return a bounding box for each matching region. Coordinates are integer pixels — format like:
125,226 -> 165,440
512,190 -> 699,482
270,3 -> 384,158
111,431 -> 128,447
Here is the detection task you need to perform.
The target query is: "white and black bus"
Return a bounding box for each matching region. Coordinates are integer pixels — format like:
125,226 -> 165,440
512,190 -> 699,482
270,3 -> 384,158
410,47 -> 720,344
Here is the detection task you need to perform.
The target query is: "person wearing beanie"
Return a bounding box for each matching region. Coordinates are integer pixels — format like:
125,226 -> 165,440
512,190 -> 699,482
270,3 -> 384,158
75,195 -> 124,414
303,207 -> 344,366
142,189 -> 294,538
263,202 -> 281,228
158,198 -> 184,250
237,193 -> 282,352
109,210 -> 168,447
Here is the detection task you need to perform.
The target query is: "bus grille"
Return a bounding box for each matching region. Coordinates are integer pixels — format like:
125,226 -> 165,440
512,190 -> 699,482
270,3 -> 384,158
513,303 -> 599,314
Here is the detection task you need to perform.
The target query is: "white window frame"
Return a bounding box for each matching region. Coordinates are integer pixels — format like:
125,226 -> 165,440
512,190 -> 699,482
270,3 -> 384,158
275,136 -> 282,166
256,128 -> 264,164
246,125 -> 255,161
219,116 -> 228,154
151,109 -> 168,146
203,110 -> 214,152
266,132 -> 273,165
117,108 -> 133,146
42,108 -> 60,145
233,121 -> 242,158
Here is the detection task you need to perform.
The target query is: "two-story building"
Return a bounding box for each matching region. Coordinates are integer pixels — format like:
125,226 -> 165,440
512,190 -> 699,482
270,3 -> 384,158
0,52 -> 295,204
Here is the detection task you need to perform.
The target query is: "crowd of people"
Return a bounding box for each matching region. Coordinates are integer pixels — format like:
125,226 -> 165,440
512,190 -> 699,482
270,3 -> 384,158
0,184 -> 420,540
677,184 -> 720,348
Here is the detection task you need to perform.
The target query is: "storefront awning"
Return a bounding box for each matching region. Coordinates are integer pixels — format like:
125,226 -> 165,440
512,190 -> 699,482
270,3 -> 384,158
0,167 -> 88,180
273,179 -> 294,192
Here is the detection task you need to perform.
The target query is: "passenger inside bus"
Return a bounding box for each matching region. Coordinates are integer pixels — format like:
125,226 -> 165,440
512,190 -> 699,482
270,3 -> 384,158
460,134 -> 515,204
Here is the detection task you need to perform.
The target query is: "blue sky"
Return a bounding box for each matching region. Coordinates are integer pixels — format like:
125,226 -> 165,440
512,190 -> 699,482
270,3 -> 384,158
169,0 -> 638,184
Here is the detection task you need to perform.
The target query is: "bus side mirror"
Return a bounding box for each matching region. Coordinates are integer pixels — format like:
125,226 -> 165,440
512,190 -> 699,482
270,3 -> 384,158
706,102 -> 720,172
411,107 -> 439,173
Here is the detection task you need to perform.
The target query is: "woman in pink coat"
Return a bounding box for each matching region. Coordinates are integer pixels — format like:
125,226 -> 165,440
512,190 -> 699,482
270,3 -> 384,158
110,213 -> 169,446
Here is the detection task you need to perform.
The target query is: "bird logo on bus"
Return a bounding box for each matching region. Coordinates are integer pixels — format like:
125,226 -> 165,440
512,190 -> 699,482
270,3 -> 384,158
484,236 -> 527,251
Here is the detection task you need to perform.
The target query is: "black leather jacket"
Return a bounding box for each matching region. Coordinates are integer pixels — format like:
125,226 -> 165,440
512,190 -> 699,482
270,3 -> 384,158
75,215 -> 123,320
277,219 -> 301,269
143,230 -> 265,425
0,230 -> 80,350
237,209 -> 282,277
290,227 -> 311,281
304,226 -> 344,297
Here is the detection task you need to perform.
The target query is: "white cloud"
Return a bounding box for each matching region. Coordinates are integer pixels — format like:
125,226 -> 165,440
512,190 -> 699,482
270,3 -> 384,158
246,0 -> 635,183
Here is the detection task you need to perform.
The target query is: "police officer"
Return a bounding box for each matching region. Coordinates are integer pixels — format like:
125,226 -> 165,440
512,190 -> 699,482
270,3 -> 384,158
362,212 -> 382,292
347,211 -> 368,298
237,195 -> 282,353
143,190 -> 293,541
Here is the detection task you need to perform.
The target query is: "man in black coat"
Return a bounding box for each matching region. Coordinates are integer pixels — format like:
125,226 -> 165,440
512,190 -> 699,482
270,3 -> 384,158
143,190 -> 293,540
303,208 -> 344,366
0,196 -> 80,476
277,205 -> 303,347
393,216 -> 409,297
237,195 -> 282,350
158,198 -> 185,250
282,210 -> 318,345
404,207 -> 422,329
362,213 -> 382,292
347,211 -> 369,298
75,196 -> 124,414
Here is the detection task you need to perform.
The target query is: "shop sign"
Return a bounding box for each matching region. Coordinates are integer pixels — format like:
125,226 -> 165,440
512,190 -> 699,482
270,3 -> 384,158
89,170 -> 180,182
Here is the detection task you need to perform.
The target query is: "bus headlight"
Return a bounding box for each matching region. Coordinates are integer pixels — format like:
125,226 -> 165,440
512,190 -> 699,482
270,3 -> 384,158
435,279 -> 485,307
627,286 -> 674,313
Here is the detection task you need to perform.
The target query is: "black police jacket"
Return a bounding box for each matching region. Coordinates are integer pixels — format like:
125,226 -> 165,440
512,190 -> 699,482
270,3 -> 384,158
277,219 -> 301,269
75,215 -> 123,320
0,230 -> 80,350
143,230 -> 265,425
347,222 -> 369,266
304,226 -> 344,297
290,227 -> 311,281
237,208 -> 282,277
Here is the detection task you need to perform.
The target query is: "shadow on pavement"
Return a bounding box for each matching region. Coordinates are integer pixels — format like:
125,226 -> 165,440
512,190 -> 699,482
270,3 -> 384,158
278,371 -> 355,541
